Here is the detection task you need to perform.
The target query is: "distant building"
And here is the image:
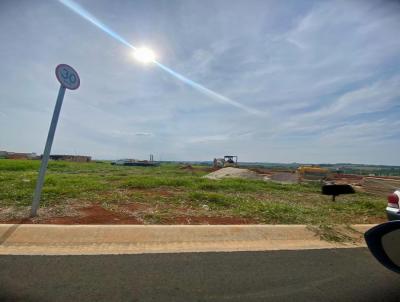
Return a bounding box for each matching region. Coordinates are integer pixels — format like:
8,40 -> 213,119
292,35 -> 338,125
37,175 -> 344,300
1,151 -> 38,160
48,155 -> 91,162
1,150 -> 91,162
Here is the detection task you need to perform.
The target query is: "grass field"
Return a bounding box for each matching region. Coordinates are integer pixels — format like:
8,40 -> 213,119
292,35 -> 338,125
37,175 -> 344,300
0,159 -> 386,226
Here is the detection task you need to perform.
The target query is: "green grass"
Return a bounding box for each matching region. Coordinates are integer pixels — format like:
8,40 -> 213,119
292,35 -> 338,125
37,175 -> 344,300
0,159 -> 387,224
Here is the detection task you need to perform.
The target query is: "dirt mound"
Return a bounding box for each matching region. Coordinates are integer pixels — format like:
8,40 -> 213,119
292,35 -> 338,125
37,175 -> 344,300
204,167 -> 263,180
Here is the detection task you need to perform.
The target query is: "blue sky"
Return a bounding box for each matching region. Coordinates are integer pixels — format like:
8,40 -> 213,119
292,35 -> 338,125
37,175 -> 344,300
0,0 -> 399,164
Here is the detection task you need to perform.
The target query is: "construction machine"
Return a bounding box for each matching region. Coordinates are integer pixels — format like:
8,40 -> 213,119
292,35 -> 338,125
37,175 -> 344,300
297,166 -> 329,181
213,155 -> 238,168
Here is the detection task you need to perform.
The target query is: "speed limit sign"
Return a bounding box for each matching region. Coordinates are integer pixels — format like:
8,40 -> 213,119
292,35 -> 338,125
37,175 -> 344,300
55,64 -> 80,90
31,64 -> 80,217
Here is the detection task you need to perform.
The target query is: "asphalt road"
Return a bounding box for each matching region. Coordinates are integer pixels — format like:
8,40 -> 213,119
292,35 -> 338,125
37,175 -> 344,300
0,248 -> 399,302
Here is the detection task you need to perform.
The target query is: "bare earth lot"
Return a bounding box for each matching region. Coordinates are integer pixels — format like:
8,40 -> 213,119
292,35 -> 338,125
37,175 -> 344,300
0,160 -> 386,226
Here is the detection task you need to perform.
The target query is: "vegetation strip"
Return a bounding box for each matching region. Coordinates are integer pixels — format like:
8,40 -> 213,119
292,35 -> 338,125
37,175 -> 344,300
0,160 -> 386,225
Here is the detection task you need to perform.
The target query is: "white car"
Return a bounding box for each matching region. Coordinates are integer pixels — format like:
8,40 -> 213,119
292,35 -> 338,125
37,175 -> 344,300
386,190 -> 400,220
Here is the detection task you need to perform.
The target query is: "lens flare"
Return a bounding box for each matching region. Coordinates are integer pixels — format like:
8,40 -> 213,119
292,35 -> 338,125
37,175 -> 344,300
58,0 -> 261,115
154,62 -> 261,114
58,0 -> 136,50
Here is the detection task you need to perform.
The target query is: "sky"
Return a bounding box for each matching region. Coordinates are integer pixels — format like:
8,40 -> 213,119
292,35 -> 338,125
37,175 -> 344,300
0,0 -> 400,164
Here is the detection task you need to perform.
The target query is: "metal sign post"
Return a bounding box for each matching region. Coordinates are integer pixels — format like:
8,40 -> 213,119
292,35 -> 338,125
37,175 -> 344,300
31,64 -> 80,217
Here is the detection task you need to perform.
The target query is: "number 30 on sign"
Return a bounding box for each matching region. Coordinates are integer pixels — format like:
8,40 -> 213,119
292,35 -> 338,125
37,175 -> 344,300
55,64 -> 80,90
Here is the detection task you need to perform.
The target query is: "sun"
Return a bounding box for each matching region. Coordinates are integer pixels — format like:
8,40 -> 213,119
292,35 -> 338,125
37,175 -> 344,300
133,47 -> 156,63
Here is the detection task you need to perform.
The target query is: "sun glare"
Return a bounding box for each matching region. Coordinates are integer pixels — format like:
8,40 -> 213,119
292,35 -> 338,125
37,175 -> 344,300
133,47 -> 156,63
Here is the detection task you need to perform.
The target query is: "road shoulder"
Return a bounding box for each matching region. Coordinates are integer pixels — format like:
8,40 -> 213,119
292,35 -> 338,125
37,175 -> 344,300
0,224 -> 374,255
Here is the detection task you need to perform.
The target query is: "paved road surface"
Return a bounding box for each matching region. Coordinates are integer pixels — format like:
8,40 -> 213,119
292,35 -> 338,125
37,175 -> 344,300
1,248 -> 399,302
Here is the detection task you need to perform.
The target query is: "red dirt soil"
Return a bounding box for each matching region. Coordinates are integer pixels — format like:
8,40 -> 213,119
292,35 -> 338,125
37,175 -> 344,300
44,205 -> 144,224
119,202 -> 152,212
3,204 -> 257,225
5,205 -> 143,225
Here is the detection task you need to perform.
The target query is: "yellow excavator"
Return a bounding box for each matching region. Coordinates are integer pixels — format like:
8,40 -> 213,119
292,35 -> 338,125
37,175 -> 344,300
297,166 -> 329,181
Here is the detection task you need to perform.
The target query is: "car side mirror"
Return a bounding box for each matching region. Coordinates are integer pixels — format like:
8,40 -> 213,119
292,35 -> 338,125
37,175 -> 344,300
364,221 -> 400,273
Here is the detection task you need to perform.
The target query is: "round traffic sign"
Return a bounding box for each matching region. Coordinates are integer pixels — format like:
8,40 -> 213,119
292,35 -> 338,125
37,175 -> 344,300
55,64 -> 80,90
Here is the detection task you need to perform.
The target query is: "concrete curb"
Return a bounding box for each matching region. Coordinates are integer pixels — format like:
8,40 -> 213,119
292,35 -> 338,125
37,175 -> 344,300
0,224 -> 375,255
